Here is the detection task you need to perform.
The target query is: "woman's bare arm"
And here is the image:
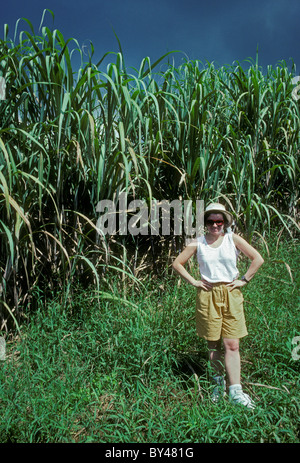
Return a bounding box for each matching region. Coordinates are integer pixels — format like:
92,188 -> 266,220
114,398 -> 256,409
227,234 -> 264,290
172,240 -> 212,290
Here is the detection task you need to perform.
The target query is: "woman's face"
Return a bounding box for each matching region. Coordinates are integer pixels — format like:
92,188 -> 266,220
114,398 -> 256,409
206,213 -> 225,235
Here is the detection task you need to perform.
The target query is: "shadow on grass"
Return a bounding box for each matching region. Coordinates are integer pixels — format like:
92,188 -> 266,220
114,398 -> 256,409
171,350 -> 207,389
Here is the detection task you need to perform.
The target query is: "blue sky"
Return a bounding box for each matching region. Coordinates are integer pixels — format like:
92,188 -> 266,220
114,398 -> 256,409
2,0 -> 300,72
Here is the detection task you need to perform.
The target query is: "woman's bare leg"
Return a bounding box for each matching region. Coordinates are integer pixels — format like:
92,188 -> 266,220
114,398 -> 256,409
223,338 -> 241,385
207,339 -> 223,376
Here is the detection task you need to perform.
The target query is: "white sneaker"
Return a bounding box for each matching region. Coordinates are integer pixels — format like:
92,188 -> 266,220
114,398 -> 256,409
229,386 -> 256,409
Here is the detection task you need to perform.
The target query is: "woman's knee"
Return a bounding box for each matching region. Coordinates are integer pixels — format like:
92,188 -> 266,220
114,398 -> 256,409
223,338 -> 239,352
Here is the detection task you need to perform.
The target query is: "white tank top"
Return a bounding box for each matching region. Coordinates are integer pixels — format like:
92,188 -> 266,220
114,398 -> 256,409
196,233 -> 239,283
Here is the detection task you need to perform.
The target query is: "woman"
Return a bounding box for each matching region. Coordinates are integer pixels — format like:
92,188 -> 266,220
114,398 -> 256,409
172,203 -> 264,409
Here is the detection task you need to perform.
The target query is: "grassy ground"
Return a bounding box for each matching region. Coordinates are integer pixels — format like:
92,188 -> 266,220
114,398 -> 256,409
0,232 -> 299,443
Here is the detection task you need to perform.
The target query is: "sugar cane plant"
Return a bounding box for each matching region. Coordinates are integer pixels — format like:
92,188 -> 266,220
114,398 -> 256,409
0,11 -> 299,329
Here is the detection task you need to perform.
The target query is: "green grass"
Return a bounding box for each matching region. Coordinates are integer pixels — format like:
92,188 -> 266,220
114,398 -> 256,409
0,232 -> 299,443
0,12 -> 299,444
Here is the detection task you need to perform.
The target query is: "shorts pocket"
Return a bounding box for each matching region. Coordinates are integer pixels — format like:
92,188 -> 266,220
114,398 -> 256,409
227,288 -> 244,318
230,288 -> 244,301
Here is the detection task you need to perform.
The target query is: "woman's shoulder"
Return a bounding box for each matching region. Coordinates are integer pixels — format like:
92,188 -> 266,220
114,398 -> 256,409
194,235 -> 207,254
187,236 -> 203,247
196,235 -> 206,244
232,233 -> 247,244
231,233 -> 252,253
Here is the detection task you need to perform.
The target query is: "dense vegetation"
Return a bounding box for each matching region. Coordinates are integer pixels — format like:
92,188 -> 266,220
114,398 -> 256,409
0,11 -> 299,325
0,11 -> 299,443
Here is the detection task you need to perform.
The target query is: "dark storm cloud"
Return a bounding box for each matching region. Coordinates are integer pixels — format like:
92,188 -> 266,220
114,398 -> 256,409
2,0 -> 299,70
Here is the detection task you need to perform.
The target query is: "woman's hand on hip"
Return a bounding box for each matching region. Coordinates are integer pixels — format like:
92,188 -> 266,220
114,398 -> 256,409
226,280 -> 247,291
192,279 -> 213,291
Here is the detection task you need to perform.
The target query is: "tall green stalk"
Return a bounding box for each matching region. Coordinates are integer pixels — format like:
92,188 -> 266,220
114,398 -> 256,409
0,12 -> 299,327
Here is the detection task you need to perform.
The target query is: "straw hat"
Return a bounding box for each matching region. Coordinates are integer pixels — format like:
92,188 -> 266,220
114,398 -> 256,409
204,202 -> 233,227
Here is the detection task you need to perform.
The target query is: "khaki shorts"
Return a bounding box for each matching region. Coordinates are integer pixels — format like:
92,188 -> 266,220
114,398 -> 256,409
195,283 -> 248,341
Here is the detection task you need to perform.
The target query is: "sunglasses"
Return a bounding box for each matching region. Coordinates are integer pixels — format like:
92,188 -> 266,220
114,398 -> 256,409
206,219 -> 224,226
